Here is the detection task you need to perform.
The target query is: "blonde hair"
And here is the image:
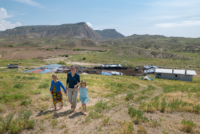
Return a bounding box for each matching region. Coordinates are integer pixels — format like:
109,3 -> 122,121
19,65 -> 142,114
80,80 -> 86,86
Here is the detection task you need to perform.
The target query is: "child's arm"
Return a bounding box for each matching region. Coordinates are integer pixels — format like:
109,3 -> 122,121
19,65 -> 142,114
60,81 -> 67,93
75,87 -> 80,92
66,74 -> 69,90
49,81 -> 53,92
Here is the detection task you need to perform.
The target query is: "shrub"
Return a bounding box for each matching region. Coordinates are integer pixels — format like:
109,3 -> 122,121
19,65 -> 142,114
57,60 -> 66,65
161,98 -> 167,113
181,119 -> 196,133
83,57 -> 86,60
0,103 -> 5,112
51,119 -> 57,128
8,45 -> 14,47
128,107 -> 149,124
128,83 -> 140,90
125,93 -> 134,101
20,99 -> 32,106
54,46 -> 59,49
22,76 -> 38,80
94,100 -> 109,113
13,83 -> 23,88
0,113 -> 14,133
38,83 -> 49,88
150,119 -> 161,127
65,54 -> 68,57
135,95 -> 148,102
102,117 -> 110,126
120,121 -> 134,134
15,76 -> 21,79
88,111 -> 102,119
0,76 -> 3,79
138,125 -> 147,134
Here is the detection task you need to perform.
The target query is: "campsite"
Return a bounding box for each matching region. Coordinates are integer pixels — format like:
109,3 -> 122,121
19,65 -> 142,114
1,1 -> 200,133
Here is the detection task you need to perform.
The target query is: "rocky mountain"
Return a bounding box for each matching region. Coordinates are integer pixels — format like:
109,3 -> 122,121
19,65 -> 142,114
94,29 -> 125,39
0,22 -> 103,40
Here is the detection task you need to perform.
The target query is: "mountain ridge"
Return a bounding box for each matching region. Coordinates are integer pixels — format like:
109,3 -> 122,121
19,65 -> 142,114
94,29 -> 125,39
0,22 -> 103,40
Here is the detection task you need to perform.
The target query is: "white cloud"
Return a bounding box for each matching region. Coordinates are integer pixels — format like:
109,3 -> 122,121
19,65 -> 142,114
0,8 -> 11,19
154,0 -> 200,7
86,22 -> 92,27
13,0 -> 43,8
0,8 -> 22,31
155,21 -> 200,28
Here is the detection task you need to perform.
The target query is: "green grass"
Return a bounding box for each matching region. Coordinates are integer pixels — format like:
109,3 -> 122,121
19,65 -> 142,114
181,119 -> 196,133
125,92 -> 134,101
0,59 -> 46,67
38,83 -> 49,88
0,111 -> 35,134
128,107 -> 149,124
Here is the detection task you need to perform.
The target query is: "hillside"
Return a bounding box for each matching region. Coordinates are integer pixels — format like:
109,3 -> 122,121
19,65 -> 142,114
94,29 -> 125,39
0,22 -> 103,40
101,34 -> 200,53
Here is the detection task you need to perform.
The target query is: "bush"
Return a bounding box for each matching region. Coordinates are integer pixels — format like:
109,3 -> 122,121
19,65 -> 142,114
57,60 -> 66,65
83,57 -> 86,60
51,119 -> 57,128
120,121 -> 134,134
38,83 -> 49,88
138,125 -> 147,134
65,54 -> 68,57
54,46 -> 59,49
22,76 -> 38,80
0,76 -> 3,79
0,103 -> 5,112
102,117 -> 110,126
125,93 -> 134,101
20,99 -> 32,106
13,83 -> 24,88
128,107 -> 149,124
88,111 -> 102,119
135,95 -> 148,102
161,98 -> 167,113
15,76 -> 21,79
181,119 -> 196,133
94,100 -> 110,113
8,45 -> 14,47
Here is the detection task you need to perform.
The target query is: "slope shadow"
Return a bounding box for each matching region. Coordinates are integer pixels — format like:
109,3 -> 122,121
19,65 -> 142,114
68,112 -> 85,119
53,110 -> 74,119
36,110 -> 54,117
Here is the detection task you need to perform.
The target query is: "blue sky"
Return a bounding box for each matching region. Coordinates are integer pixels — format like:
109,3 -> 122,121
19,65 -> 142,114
0,0 -> 200,37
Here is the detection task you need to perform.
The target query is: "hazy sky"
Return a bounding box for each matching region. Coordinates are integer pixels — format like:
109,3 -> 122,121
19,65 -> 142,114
0,0 -> 200,37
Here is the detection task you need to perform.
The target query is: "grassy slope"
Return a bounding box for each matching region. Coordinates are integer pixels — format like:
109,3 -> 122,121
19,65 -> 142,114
0,70 -> 200,133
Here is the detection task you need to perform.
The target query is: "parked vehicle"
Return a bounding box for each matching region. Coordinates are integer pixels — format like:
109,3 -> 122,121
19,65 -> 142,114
7,64 -> 19,68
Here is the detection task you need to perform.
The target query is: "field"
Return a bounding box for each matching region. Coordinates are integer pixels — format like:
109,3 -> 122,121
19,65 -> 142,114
0,69 -> 200,134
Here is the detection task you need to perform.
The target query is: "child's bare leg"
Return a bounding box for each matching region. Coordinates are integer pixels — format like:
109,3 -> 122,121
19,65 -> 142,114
83,104 -> 87,115
61,101 -> 64,109
54,103 -> 56,111
82,104 -> 84,112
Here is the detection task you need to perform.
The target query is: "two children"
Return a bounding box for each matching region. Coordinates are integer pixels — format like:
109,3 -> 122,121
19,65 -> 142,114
50,74 -> 89,115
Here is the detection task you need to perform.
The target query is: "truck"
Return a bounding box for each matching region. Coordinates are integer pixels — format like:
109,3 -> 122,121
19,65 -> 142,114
7,64 -> 19,68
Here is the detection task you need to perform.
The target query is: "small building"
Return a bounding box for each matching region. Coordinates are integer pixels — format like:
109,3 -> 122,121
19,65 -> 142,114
155,69 -> 197,82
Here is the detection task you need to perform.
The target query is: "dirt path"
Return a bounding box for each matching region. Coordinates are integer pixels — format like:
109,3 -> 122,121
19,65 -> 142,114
44,57 -> 102,66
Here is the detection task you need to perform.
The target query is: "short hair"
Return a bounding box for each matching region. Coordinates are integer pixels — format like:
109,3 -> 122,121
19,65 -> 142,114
80,80 -> 86,86
71,65 -> 76,68
52,74 -> 58,79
